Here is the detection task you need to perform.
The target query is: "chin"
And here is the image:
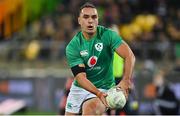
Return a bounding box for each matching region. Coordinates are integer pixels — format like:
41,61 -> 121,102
87,30 -> 96,35
87,32 -> 95,35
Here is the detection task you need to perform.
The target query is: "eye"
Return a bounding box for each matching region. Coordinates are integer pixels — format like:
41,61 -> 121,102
83,15 -> 89,19
92,15 -> 97,19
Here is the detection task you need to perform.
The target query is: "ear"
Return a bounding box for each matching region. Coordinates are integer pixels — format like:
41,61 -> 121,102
78,17 -> 81,25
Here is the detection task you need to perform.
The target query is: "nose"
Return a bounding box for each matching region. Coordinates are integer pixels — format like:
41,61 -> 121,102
88,18 -> 93,23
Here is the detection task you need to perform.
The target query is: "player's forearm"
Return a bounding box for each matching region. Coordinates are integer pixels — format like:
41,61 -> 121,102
75,72 -> 100,96
123,51 -> 135,80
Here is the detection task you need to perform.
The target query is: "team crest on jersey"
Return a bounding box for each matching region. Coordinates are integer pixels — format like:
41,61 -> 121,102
80,50 -> 88,56
87,56 -> 97,67
95,43 -> 103,51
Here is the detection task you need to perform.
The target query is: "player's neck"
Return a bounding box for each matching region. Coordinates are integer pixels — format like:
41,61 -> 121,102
82,32 -> 96,40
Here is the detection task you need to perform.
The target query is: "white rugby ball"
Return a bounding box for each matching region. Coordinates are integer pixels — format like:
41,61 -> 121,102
106,86 -> 126,109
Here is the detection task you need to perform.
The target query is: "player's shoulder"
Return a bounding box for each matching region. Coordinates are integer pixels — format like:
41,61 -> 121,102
97,25 -> 117,36
66,31 -> 81,50
97,25 -> 109,33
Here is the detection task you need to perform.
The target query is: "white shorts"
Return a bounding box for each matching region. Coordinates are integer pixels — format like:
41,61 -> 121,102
65,84 -> 107,114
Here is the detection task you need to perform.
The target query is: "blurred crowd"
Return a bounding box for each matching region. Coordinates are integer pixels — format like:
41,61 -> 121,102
0,0 -> 179,62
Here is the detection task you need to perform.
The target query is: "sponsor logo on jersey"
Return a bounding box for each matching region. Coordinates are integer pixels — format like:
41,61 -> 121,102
67,102 -> 78,109
67,102 -> 73,109
87,66 -> 101,71
80,50 -> 88,56
87,56 -> 97,67
95,43 -> 103,51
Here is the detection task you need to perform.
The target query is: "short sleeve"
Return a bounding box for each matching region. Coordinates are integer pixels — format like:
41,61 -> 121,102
66,43 -> 84,68
109,30 -> 123,51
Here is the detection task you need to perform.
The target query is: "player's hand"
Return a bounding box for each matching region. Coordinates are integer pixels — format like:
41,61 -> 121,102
117,79 -> 132,99
97,91 -> 109,108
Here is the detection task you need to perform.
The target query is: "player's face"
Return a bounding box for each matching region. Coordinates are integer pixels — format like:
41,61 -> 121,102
78,7 -> 98,36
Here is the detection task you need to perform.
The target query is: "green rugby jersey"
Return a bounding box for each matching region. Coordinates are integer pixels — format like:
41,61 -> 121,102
66,25 -> 123,89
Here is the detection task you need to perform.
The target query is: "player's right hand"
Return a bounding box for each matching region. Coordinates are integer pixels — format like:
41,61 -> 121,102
97,91 -> 109,108
117,79 -> 132,100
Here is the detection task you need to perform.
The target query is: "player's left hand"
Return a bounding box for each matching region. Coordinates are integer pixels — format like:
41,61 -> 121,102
117,79 -> 132,99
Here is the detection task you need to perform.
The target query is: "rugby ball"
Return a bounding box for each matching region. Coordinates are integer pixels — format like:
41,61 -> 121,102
106,86 -> 126,109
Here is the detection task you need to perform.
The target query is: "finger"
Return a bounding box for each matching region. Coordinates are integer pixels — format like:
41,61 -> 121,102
103,101 -> 109,107
126,89 -> 129,94
128,88 -> 132,94
122,89 -> 129,100
119,85 -> 128,90
101,97 -> 109,107
102,98 -> 108,106
102,93 -> 108,97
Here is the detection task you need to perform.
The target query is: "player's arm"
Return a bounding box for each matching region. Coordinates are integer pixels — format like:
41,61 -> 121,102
115,41 -> 135,98
71,64 -> 109,107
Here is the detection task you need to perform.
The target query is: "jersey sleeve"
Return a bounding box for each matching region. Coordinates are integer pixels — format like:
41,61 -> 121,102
66,42 -> 84,68
109,30 -> 123,51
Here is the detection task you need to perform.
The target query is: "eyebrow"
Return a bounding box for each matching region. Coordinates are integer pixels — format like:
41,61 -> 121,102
83,14 -> 89,17
82,14 -> 97,17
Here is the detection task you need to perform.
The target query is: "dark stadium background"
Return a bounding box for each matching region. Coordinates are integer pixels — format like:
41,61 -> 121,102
0,0 -> 179,115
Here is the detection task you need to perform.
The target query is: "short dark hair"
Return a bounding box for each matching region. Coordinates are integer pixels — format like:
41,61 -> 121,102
79,2 -> 96,15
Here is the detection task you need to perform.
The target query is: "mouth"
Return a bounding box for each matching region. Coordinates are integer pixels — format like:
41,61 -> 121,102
87,26 -> 94,30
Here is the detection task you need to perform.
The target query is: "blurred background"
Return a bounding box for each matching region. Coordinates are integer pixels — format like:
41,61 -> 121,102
0,0 -> 179,115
